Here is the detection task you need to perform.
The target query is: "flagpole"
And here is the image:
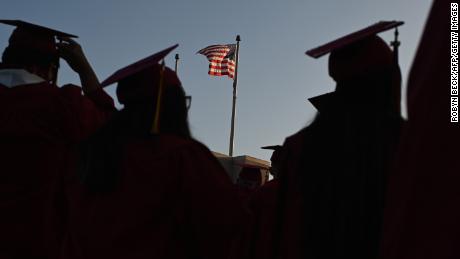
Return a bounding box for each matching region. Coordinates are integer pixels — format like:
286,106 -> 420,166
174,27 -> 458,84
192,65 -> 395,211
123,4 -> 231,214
174,53 -> 179,74
229,35 -> 240,157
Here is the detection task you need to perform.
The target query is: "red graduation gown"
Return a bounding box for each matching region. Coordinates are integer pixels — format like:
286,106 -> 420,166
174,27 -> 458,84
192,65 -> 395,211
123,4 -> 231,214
275,131 -> 306,259
62,135 -> 248,259
275,105 -> 401,259
247,179 -> 280,259
246,132 -> 305,259
381,1 -> 459,258
0,82 -> 114,259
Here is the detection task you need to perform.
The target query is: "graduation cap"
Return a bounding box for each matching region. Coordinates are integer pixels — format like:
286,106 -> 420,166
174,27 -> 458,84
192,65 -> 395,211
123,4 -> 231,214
306,21 -> 404,82
261,145 -> 282,151
261,145 -> 285,173
0,20 -> 77,38
100,44 -> 180,134
100,44 -> 178,87
0,19 -> 77,55
306,21 -> 403,58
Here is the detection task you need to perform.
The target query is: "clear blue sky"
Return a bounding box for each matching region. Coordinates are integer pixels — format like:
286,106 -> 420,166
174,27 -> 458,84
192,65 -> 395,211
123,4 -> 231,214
0,0 -> 433,161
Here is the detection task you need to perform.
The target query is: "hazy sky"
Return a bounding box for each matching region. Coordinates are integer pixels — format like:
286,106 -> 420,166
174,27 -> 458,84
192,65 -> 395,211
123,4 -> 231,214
0,0 -> 433,161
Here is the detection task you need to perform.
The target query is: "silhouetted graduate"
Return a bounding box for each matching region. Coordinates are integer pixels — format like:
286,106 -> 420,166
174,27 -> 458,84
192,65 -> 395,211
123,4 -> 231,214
62,45 -> 248,259
247,145 -> 287,259
381,1 -> 458,258
0,20 -> 114,259
261,145 -> 284,179
276,21 -> 405,259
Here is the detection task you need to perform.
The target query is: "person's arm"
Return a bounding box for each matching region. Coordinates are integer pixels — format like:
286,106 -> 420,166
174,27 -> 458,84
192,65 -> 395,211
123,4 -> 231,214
56,37 -> 115,141
57,37 -> 100,94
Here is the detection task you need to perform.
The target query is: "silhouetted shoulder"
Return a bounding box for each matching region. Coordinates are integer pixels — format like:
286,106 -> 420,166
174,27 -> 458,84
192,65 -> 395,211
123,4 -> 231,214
154,134 -> 212,155
156,135 -> 226,174
283,126 -> 314,156
60,84 -> 114,108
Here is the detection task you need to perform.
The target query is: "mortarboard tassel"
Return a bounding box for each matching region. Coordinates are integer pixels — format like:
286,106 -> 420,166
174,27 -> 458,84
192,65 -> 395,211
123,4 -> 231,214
151,60 -> 166,134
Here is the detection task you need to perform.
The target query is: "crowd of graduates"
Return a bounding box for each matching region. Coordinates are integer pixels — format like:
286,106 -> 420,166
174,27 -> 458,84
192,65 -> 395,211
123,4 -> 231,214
0,0 -> 456,258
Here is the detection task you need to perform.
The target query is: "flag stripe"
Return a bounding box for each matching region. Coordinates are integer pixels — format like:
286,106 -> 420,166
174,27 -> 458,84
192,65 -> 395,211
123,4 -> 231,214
209,67 -> 235,73
201,49 -> 229,55
210,65 -> 235,70
209,60 -> 235,65
209,64 -> 235,71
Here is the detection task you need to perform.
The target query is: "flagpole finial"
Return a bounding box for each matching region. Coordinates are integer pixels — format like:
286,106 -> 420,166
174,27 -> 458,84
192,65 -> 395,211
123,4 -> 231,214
236,35 -> 241,42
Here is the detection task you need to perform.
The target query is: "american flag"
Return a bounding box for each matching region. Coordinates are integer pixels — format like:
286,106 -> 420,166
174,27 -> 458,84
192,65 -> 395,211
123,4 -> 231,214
197,44 -> 236,79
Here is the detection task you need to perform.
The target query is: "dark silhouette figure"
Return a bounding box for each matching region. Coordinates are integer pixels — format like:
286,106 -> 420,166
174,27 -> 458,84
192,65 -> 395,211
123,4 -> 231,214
381,1 -> 458,258
0,21 -> 114,259
276,30 -> 403,259
261,145 -> 285,179
247,145 -> 287,259
62,48 -> 247,259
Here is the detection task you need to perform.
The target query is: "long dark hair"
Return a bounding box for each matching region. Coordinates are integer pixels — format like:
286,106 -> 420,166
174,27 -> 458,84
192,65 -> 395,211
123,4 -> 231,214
78,84 -> 191,193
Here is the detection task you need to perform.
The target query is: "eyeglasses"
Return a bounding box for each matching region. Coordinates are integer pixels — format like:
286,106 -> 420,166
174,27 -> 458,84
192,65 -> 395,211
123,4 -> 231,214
185,96 -> 192,110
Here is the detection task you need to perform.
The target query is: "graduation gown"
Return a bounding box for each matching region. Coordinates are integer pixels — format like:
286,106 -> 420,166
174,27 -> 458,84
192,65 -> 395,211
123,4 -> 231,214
247,179 -> 280,259
276,100 -> 402,259
0,81 -> 114,259
62,134 -> 248,259
381,1 -> 459,258
274,130 -> 309,259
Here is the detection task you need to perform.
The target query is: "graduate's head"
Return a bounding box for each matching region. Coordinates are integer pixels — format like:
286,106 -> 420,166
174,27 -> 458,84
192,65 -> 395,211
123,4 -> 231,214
306,21 -> 404,116
237,166 -> 267,190
261,145 -> 284,178
328,36 -> 393,82
0,20 -> 77,83
101,45 -> 190,137
116,64 -> 182,106
329,36 -> 401,115
116,64 -> 190,137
